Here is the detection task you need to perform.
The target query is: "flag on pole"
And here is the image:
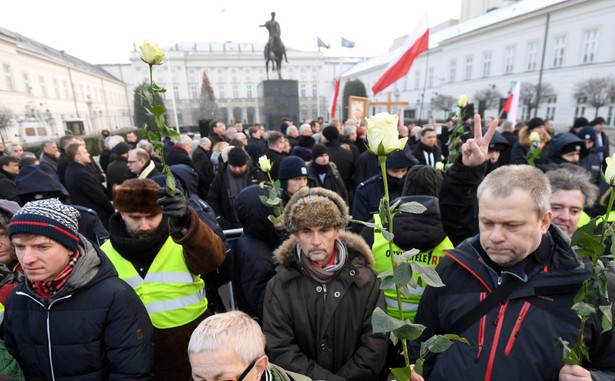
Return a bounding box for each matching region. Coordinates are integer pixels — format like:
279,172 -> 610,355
341,37 -> 355,48
372,13 -> 429,95
503,81 -> 520,125
397,107 -> 404,128
317,37 -> 330,49
328,60 -> 343,119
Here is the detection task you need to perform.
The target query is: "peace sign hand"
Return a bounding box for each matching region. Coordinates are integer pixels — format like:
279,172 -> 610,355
461,114 -> 498,167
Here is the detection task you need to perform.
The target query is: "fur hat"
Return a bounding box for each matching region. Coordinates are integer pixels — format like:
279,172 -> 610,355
322,125 -> 340,141
284,187 -> 348,232
8,199 -> 80,251
112,178 -> 162,215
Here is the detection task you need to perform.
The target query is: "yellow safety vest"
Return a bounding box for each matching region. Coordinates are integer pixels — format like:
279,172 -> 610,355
101,237 -> 207,329
0,303 -> 4,326
372,214 -> 453,321
577,211 -> 591,228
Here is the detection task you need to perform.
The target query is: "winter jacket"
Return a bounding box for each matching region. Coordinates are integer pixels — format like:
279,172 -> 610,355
247,137 -> 267,164
64,161 -> 115,229
412,142 -> 443,167
102,206 -> 226,381
106,157 -> 133,197
0,171 -> 19,204
191,146 -> 215,199
352,173 -> 405,233
234,184 -> 283,323
4,235 -> 155,381
324,140 -> 355,191
263,232 -> 387,381
265,149 -> 287,180
39,152 -> 58,172
165,144 -> 195,169
361,196 -> 454,321
306,162 -> 349,205
412,227 -> 615,381
207,163 -> 267,229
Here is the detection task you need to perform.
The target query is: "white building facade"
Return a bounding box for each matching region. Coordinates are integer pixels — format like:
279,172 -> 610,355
344,0 -> 615,130
0,27 -> 131,144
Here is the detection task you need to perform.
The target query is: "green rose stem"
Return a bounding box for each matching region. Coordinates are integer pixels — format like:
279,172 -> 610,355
146,63 -> 175,195
379,155 -> 411,371
570,185 -> 615,364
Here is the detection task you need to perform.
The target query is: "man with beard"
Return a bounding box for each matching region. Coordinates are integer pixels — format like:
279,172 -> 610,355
101,178 -> 226,380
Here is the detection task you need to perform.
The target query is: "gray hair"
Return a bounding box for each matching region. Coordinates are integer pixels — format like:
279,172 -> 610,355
477,165 -> 551,217
343,125 -> 357,137
545,166 -> 598,208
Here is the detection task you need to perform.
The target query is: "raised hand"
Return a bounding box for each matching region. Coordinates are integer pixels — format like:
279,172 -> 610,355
461,114 -> 498,167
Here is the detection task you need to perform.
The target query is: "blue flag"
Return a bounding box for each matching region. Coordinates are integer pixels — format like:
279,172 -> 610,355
341,37 -> 355,48
317,37 -> 330,49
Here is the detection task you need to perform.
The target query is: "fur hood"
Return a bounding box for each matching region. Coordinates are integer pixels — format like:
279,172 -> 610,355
274,230 -> 374,267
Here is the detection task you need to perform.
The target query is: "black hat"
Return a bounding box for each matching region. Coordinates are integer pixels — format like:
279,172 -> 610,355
227,147 -> 248,166
572,117 -> 589,130
577,126 -> 597,142
112,142 -> 131,156
322,125 -> 340,141
527,117 -> 545,131
311,144 -> 328,161
278,156 -> 308,180
386,150 -> 417,169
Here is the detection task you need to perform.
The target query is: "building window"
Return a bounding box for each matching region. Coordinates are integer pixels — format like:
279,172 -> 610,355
312,83 -> 317,97
527,41 -> 538,71
482,51 -> 491,77
246,84 -> 253,98
300,83 -> 306,97
23,73 -> 31,94
173,84 -> 179,99
3,64 -> 14,91
582,29 -> 599,64
449,59 -> 456,82
177,113 -> 183,125
428,67 -> 434,88
218,85 -> 225,99
553,35 -> 566,67
464,56 -> 473,80
233,84 -> 239,99
504,46 -> 515,74
53,78 -> 60,98
190,84 -> 198,99
63,81 -> 69,99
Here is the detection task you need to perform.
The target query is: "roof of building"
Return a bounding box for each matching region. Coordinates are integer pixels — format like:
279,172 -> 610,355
0,26 -> 122,82
343,0 -> 568,77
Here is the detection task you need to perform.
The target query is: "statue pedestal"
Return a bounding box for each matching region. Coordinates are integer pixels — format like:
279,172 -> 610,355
258,80 -> 299,130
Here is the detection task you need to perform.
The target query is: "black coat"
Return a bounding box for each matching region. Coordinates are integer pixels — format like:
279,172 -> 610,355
412,228 -> 615,380
64,161 -> 115,230
233,185 -> 283,324
0,171 -> 19,204
206,164 -> 267,229
4,238 -> 155,380
165,145 -> 195,169
191,146 -> 215,199
307,162 -> 349,205
246,137 -> 267,164
352,173 -> 405,233
324,140 -> 355,189
412,142 -> 443,167
105,157 -> 132,197
265,149 -> 287,180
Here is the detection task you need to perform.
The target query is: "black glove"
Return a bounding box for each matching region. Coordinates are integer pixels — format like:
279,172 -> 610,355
156,187 -> 190,231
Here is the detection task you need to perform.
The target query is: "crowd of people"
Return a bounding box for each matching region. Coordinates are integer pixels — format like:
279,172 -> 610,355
0,113 -> 613,380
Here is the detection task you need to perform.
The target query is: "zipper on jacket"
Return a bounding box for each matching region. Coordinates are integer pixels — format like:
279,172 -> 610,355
477,292 -> 486,359
322,283 -> 327,302
504,301 -> 531,356
484,301 -> 508,381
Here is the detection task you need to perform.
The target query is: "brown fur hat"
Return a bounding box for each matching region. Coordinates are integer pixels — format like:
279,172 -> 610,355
112,178 -> 162,215
284,187 -> 349,233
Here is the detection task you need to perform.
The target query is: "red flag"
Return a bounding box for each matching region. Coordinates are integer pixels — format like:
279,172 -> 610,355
503,81 -> 520,125
372,14 -> 429,95
328,59 -> 343,118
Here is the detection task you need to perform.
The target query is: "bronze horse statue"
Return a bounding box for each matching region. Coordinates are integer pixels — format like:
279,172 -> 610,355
265,34 -> 287,80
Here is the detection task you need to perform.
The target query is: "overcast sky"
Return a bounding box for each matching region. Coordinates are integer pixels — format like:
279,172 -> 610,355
1,0 -> 461,64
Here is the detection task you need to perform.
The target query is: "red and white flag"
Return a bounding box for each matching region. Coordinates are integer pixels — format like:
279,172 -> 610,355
372,14 -> 429,95
503,81 -> 520,125
328,59 -> 344,119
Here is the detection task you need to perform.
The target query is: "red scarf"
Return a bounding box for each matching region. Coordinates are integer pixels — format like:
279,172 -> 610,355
32,250 -> 80,299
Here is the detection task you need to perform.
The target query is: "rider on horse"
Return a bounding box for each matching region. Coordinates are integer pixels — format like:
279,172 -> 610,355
260,11 -> 284,61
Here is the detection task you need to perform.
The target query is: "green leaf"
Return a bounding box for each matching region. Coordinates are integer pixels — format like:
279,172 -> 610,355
398,201 -> 428,215
377,269 -> 394,279
165,174 -> 176,195
392,321 -> 426,341
408,277 -> 418,289
443,333 -> 470,345
350,220 -> 381,230
401,248 -> 420,261
372,307 -> 404,333
393,262 -> 413,286
390,367 -> 411,381
598,273 -> 609,301
574,282 -> 587,304
399,285 -> 410,298
559,338 -> 581,365
382,229 -> 395,242
380,275 -> 396,290
422,334 -> 454,354
411,262 -> 445,287
572,301 -> 596,317
413,359 -> 424,377
390,198 -> 401,212
600,304 -> 613,333
152,104 -> 165,116
169,129 -> 180,140
389,332 -> 398,346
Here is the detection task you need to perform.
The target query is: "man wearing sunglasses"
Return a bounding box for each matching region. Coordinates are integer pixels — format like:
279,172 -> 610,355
188,311 -> 310,381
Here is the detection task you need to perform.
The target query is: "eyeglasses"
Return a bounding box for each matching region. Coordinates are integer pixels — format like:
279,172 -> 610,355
189,359 -> 256,381
127,161 -> 136,164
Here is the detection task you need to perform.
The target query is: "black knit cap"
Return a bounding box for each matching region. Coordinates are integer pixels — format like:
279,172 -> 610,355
311,144 -> 329,161
322,125 -> 340,141
8,199 -> 80,251
527,117 -> 545,131
227,147 -> 248,166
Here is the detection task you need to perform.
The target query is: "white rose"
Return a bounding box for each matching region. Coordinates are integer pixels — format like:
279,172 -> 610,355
139,40 -> 165,66
366,112 -> 408,156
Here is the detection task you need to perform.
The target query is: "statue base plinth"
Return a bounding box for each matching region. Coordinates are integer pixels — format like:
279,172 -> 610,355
258,80 -> 299,130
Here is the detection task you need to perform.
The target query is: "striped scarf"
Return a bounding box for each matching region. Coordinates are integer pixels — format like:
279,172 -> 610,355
32,250 -> 80,299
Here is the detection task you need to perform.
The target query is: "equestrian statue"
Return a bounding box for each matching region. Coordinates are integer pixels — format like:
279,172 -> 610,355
260,11 -> 288,80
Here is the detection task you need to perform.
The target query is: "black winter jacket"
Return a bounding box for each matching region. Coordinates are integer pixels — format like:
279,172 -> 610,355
263,232 -> 387,381
412,228 -> 615,381
64,161 -> 115,229
191,146 -> 215,199
4,236 -> 155,380
307,162 -> 349,205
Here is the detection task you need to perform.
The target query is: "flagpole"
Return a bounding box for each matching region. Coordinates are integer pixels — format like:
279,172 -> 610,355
418,48 -> 430,124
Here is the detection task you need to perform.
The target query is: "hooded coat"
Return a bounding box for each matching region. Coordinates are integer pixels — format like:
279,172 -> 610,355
233,184 -> 283,323
4,235 -> 155,381
263,232 -> 387,381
